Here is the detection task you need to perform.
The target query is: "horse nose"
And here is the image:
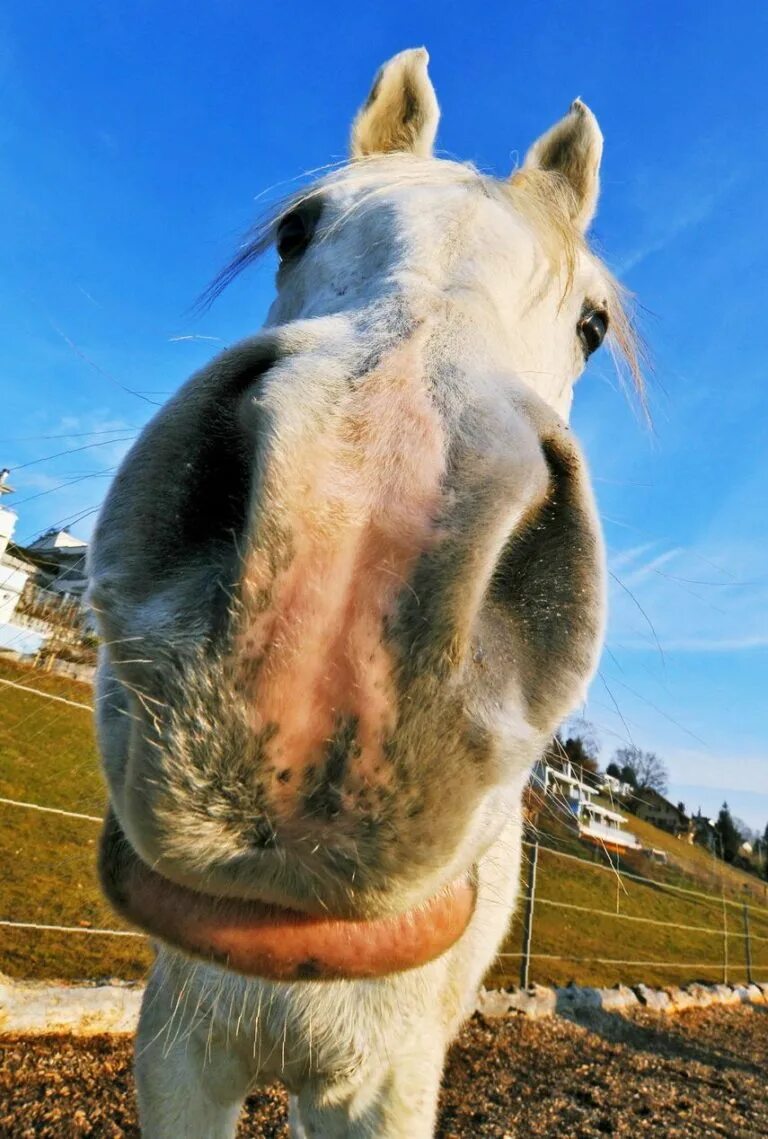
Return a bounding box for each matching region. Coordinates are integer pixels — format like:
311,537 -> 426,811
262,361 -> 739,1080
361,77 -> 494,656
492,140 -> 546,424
388,397 -> 554,678
230,333 -> 450,810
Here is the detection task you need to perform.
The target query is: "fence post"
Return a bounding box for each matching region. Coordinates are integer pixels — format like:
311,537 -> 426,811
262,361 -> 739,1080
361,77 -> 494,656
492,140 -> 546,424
520,839 -> 539,990
721,889 -> 729,985
743,904 -> 753,985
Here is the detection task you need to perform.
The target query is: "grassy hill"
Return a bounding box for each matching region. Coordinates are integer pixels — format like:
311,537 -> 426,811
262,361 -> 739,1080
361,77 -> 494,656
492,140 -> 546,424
0,658 -> 151,981
489,794 -> 768,990
2,657 -> 767,988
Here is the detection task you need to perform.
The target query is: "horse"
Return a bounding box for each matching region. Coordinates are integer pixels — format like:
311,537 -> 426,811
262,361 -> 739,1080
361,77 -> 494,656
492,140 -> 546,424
90,47 -> 639,1138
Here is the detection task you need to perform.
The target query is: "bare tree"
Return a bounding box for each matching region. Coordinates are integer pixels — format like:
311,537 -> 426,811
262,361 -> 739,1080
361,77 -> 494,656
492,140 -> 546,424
562,715 -> 601,761
611,745 -> 669,794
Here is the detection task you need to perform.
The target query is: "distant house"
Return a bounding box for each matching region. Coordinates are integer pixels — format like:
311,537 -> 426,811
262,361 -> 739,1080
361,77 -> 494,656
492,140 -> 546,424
0,550 -> 37,624
0,476 -> 28,622
578,799 -> 641,854
530,758 -> 641,853
21,528 -> 89,599
689,811 -> 716,851
600,771 -> 635,799
0,474 -> 93,661
0,471 -> 48,654
632,788 -> 689,837
532,757 -> 589,811
11,527 -> 94,639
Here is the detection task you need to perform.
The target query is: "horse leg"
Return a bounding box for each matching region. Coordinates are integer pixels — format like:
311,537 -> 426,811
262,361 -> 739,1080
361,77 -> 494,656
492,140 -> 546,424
134,968 -> 254,1139
292,1043 -> 445,1139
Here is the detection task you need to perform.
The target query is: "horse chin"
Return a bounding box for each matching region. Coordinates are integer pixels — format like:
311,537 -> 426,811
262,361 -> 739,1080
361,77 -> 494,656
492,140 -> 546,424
99,810 -> 476,982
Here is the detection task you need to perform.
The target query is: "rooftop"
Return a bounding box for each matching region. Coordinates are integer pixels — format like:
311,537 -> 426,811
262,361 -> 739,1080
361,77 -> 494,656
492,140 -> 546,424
28,529 -> 88,553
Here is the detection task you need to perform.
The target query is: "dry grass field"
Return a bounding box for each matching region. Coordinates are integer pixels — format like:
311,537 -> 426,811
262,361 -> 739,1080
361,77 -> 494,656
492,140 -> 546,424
2,656 -> 767,990
0,658 -> 151,981
491,805 -> 768,990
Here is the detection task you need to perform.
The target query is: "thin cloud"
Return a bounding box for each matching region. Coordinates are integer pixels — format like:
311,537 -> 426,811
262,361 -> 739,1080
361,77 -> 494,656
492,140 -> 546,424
616,192 -> 721,274
614,161 -> 741,276
632,634 -> 768,653
606,531 -> 768,655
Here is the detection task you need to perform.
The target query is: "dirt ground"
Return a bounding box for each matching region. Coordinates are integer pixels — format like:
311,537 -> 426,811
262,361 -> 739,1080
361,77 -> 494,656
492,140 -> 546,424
1,1004 -> 767,1138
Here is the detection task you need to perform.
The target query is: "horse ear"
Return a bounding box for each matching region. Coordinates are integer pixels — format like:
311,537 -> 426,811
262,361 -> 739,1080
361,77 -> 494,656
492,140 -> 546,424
350,48 -> 440,159
523,100 -> 604,231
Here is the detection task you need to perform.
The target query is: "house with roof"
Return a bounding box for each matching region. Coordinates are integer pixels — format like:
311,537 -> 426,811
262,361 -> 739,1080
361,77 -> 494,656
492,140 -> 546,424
689,810 -> 717,851
530,757 -> 641,854
0,471 -> 48,654
0,471 -> 93,661
21,528 -> 89,599
632,787 -> 689,837
600,770 -> 636,799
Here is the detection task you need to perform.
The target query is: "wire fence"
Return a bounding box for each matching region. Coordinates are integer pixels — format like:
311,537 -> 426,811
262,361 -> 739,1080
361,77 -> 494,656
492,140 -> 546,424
0,674 -> 92,711
2,670 -> 768,989
496,837 -> 768,990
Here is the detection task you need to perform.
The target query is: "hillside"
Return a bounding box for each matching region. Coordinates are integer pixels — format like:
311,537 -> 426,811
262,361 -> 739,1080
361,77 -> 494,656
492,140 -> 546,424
0,658 -> 151,981
490,794 -> 768,990
1,657 -> 766,988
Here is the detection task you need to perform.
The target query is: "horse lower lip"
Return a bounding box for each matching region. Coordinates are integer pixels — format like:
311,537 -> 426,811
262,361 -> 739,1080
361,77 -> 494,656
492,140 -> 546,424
99,815 -> 476,981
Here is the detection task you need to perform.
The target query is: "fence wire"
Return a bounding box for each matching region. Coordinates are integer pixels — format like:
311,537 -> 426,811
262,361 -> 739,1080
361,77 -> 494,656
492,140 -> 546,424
511,836 -> 768,987
525,838 -> 768,916
0,918 -> 143,938
0,674 -> 92,711
2,675 -> 768,985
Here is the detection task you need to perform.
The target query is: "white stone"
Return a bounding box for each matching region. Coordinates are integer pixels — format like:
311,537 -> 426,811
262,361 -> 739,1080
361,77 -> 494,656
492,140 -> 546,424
712,983 -> 741,1006
664,986 -> 697,1012
633,983 -> 671,1011
0,973 -> 143,1036
476,985 -> 556,1020
596,985 -> 639,1012
555,985 -> 602,1016
685,982 -> 718,1008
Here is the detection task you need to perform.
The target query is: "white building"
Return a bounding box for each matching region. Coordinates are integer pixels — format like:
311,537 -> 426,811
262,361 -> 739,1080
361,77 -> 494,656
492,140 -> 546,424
26,528 -> 89,598
600,771 -> 636,799
531,757 -> 641,853
0,471 -> 47,654
0,551 -> 33,624
578,800 -> 641,852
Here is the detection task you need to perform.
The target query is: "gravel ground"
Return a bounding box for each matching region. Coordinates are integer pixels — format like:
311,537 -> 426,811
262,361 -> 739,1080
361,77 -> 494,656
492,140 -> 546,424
1,1005 -> 767,1138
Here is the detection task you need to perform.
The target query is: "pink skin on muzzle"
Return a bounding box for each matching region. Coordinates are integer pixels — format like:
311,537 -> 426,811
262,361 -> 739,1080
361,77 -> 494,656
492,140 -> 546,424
100,816 -> 476,981
99,340 -> 478,980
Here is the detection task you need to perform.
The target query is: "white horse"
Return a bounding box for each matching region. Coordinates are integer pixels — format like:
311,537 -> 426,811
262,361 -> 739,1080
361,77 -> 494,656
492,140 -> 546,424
91,48 -> 638,1138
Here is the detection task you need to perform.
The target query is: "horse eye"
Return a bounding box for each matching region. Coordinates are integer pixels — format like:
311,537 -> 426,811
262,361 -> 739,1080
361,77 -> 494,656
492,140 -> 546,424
276,210 -> 315,262
578,310 -> 608,358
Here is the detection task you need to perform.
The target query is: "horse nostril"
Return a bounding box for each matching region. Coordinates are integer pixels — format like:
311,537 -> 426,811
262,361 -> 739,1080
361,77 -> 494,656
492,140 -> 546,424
249,819 -> 278,850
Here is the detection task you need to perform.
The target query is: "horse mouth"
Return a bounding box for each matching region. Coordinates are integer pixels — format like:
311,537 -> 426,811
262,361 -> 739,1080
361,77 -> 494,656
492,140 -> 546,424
99,812 -> 476,981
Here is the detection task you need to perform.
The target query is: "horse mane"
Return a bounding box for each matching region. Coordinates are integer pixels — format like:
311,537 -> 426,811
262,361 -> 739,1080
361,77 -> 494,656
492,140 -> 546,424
201,154 -> 645,411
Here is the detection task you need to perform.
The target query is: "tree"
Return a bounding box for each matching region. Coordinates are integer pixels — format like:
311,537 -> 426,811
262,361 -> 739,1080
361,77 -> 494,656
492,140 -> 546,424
733,819 -> 756,847
542,733 -> 565,767
714,802 -> 743,864
677,801 -> 687,817
611,745 -> 669,795
606,762 -> 622,780
562,736 -> 598,775
620,764 -> 638,788
546,719 -> 601,786
561,716 -> 601,762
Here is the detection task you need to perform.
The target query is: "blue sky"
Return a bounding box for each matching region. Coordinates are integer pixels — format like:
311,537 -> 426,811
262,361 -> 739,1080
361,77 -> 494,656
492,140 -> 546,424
2,2 -> 767,828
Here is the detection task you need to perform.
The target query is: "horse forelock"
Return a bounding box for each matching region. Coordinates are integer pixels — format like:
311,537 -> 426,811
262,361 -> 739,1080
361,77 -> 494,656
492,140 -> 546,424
199,153 -> 645,413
